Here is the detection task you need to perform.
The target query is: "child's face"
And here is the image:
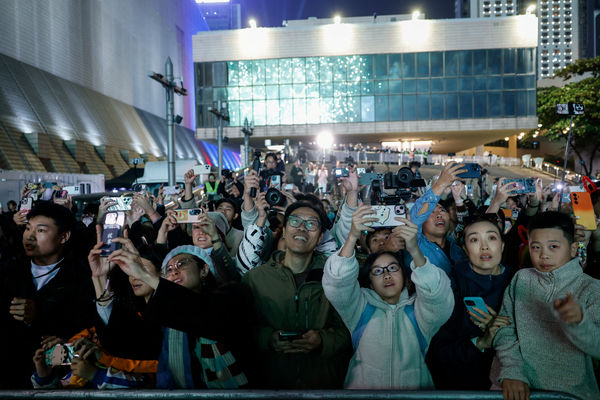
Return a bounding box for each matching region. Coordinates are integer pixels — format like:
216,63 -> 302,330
529,228 -> 578,273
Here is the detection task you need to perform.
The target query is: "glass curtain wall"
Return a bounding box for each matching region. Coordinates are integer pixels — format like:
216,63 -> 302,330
195,48 -> 536,128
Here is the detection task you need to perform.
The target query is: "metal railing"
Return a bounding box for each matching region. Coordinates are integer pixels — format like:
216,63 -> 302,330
0,390 -> 582,400
303,150 -> 521,167
520,154 -> 582,183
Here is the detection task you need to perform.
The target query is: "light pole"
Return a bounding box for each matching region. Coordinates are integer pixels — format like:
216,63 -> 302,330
149,57 -> 187,186
241,117 -> 254,168
209,101 -> 229,179
555,102 -> 584,210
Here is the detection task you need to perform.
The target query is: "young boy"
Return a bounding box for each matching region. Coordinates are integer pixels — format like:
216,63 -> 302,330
493,211 -> 600,400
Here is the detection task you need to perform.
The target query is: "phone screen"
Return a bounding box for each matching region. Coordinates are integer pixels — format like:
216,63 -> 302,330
270,175 -> 281,189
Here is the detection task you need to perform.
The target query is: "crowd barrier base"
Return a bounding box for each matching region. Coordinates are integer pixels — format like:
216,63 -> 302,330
0,390 -> 581,400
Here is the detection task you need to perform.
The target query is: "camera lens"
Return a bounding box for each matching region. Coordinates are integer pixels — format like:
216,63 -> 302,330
266,188 -> 286,207
397,167 -> 414,185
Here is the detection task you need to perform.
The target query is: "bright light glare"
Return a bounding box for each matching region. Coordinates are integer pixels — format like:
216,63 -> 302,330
195,0 -> 230,3
526,4 -> 536,15
316,131 -> 334,149
333,15 -> 341,24
412,10 -> 420,20
249,19 -> 257,28
504,137 -> 510,141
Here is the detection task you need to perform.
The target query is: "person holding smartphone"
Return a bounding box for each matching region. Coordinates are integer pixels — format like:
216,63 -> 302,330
322,205 -> 453,389
0,202 -> 95,389
425,214 -> 514,390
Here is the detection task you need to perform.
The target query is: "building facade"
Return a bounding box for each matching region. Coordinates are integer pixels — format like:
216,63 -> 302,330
538,0 -> 579,77
193,15 -> 538,153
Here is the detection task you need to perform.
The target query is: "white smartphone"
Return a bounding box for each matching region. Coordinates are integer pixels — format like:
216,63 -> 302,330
193,164 -> 211,175
163,185 -> 181,195
174,208 -> 204,223
365,205 -> 407,227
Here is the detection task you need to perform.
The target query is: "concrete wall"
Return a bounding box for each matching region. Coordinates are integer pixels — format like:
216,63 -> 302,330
193,15 -> 538,62
0,0 -> 208,129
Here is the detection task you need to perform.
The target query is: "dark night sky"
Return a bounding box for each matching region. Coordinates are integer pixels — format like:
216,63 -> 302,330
238,0 -> 455,28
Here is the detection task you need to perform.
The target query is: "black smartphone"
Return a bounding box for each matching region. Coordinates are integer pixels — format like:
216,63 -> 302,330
457,163 -> 482,179
278,331 -> 304,341
100,211 -> 125,257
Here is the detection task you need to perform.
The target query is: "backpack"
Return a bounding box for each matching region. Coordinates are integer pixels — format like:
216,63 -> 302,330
351,303 -> 427,358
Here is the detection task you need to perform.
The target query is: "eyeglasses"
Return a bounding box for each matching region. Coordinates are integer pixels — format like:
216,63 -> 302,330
370,263 -> 402,276
164,260 -> 190,277
288,215 -> 321,232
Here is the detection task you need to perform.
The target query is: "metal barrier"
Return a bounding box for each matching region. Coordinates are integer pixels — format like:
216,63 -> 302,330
0,390 -> 582,400
520,154 -> 582,183
303,151 -> 521,167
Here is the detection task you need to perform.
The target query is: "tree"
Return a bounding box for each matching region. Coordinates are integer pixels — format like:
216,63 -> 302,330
532,57 -> 600,177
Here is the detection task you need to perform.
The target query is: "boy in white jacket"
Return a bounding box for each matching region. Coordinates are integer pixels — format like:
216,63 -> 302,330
322,205 -> 454,389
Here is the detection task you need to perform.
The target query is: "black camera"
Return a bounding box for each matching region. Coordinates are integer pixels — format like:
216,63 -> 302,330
360,167 -> 426,205
384,167 -> 426,189
221,169 -> 233,179
265,188 -> 286,207
250,151 -> 262,198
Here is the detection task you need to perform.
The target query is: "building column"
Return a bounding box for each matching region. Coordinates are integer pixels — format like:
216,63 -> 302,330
475,145 -> 484,156
508,135 -> 517,158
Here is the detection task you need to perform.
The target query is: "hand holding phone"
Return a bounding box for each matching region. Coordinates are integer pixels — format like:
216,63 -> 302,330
44,343 -> 75,366
278,331 -> 304,341
100,212 -> 125,257
464,297 -> 488,318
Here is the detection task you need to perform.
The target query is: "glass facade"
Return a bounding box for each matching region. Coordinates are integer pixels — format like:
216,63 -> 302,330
195,48 -> 536,128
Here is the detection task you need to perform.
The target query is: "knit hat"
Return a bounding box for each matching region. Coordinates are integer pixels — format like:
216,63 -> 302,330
207,211 -> 229,235
161,245 -> 213,276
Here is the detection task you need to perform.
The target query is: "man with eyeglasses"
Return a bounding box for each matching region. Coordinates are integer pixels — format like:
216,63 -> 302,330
242,201 -> 351,389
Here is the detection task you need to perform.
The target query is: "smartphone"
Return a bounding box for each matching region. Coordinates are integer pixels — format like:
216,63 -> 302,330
571,192 -> 597,230
335,168 -> 349,178
501,208 -> 513,219
107,196 -> 133,212
279,331 -> 304,341
44,343 -> 75,367
174,208 -> 204,223
503,178 -> 536,194
463,297 -> 488,318
63,185 -> 80,196
365,204 -> 407,227
270,175 -> 281,190
53,190 -> 68,199
457,163 -> 481,179
193,164 -> 212,175
465,184 -> 473,197
19,197 -> 33,212
284,183 -> 294,191
163,185 -> 181,195
100,211 -> 125,257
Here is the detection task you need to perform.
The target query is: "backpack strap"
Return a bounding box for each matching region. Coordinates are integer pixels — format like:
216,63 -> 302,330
404,303 -> 427,358
351,303 -> 376,350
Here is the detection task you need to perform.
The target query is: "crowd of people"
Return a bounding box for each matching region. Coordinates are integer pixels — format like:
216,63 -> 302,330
0,153 -> 599,400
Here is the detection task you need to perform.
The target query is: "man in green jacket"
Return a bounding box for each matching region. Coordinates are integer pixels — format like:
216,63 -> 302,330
242,201 -> 351,389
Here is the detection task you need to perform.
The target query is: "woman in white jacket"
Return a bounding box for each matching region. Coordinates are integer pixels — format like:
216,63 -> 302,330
322,205 -> 454,389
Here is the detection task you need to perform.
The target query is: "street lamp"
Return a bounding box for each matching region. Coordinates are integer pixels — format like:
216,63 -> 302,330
209,101 -> 229,179
241,117 -> 254,167
148,58 -> 188,186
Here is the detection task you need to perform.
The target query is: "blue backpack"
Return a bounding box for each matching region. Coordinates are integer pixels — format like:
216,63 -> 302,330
351,303 -> 427,358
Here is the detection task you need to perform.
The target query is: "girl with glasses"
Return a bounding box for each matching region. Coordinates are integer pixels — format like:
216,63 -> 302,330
322,204 -> 454,389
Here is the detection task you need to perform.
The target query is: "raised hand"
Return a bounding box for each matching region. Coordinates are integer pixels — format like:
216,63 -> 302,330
432,162 -> 468,196
88,225 -> 112,277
